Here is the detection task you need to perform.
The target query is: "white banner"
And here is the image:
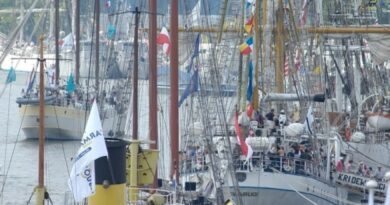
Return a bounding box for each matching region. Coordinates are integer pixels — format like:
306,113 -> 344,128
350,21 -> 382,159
336,172 -> 387,194
68,101 -> 108,202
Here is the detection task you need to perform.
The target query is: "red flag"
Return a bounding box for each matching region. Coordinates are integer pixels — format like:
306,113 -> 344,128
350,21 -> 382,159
294,49 -> 301,71
299,0 -> 309,27
234,112 -> 248,156
244,15 -> 254,34
156,27 -> 171,55
284,56 -> 289,76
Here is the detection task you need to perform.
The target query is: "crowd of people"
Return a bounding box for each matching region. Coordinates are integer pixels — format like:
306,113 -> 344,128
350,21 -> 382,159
336,158 -> 387,181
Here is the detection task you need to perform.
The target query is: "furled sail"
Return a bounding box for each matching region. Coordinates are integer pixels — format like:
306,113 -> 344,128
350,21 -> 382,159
365,34 -> 390,65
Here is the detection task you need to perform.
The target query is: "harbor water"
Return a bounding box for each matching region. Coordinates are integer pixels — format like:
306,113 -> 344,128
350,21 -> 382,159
0,70 -> 89,205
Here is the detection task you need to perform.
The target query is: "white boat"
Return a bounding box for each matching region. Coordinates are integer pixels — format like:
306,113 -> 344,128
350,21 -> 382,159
225,171 -> 347,205
19,103 -> 126,140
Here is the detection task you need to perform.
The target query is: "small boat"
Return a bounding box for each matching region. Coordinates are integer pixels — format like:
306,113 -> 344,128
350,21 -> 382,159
16,95 -> 56,105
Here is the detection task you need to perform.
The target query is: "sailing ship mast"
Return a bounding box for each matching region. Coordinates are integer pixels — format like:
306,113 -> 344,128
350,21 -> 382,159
35,35 -> 46,205
55,0 -> 60,85
74,0 -> 80,84
148,0 -> 158,188
170,0 -> 179,184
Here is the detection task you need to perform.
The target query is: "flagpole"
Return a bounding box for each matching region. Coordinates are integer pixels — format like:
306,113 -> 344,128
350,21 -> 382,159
252,0 -> 261,110
35,35 -> 46,205
95,0 -> 100,93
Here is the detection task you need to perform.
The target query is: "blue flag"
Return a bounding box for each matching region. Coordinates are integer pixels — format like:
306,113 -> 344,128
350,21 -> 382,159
6,67 -> 16,84
107,24 -> 116,40
246,61 -> 253,102
178,69 -> 199,107
26,71 -> 36,93
66,74 -> 76,93
187,33 -> 201,72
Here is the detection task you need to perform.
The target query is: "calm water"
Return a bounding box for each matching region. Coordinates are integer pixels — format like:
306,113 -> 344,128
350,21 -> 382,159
0,70 -> 80,205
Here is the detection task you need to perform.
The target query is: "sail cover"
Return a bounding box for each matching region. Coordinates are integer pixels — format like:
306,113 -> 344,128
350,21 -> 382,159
365,34 -> 390,65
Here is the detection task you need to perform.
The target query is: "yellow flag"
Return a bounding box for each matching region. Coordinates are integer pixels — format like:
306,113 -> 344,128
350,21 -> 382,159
313,66 -> 321,75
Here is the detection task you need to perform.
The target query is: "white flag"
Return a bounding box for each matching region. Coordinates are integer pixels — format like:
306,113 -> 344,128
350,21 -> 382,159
68,163 -> 95,202
61,33 -> 74,52
304,106 -> 314,134
68,101 -> 108,202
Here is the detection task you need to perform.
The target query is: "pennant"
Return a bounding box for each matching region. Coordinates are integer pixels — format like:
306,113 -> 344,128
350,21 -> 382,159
246,61 -> 253,102
239,37 -> 253,55
157,27 -> 171,55
178,69 -> 199,107
244,16 -> 254,34
68,101 -> 108,202
5,67 -> 16,84
107,24 -> 116,40
26,69 -> 36,93
66,74 -> 76,93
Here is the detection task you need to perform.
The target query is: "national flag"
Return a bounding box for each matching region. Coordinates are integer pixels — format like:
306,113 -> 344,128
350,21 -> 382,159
299,0 -> 309,27
68,101 -> 108,202
294,49 -> 301,71
284,56 -> 289,76
246,61 -> 253,102
187,33 -> 201,72
105,0 -> 111,8
61,33 -> 74,52
239,37 -> 253,55
304,106 -> 314,134
313,66 -> 321,75
5,67 -> 16,84
244,15 -> 254,34
156,27 -> 171,55
234,112 -> 253,161
178,69 -> 199,107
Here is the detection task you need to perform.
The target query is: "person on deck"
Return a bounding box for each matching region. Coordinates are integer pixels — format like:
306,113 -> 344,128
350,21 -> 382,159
265,109 -> 275,121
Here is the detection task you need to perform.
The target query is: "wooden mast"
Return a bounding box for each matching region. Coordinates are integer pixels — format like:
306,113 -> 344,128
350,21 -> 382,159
148,0 -> 158,187
170,0 -> 179,183
36,35 -> 46,205
275,0 -> 285,95
132,7 -> 140,140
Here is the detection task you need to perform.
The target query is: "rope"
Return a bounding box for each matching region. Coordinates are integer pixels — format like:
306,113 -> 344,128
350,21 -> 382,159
0,79 -> 12,205
0,99 -> 27,200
